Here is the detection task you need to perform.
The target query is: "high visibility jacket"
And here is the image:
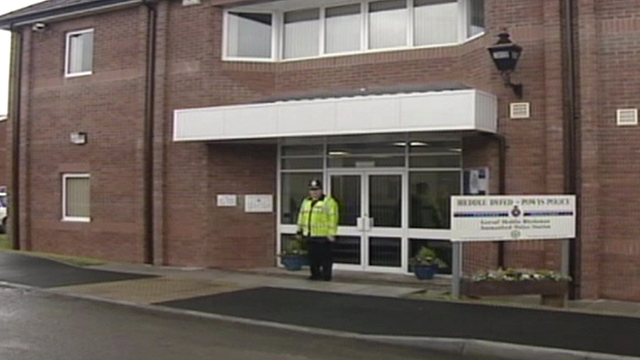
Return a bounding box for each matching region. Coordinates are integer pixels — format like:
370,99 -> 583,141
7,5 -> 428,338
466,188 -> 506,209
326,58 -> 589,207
297,195 -> 339,237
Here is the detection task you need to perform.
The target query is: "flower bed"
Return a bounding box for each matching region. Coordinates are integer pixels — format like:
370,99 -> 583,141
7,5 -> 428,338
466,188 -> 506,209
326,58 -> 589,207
461,269 -> 571,308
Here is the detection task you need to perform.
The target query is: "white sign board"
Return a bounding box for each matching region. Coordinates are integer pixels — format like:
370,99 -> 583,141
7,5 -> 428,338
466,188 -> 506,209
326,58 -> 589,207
216,194 -> 237,207
244,195 -> 273,213
451,195 -> 575,242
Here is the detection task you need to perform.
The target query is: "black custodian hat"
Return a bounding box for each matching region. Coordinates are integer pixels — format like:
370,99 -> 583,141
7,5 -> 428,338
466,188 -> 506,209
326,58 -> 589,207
308,179 -> 322,189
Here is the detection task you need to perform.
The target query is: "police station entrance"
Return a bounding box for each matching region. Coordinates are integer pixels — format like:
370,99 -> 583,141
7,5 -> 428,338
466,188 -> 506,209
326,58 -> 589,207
173,88 -> 495,275
279,133 -> 461,275
329,170 -> 405,272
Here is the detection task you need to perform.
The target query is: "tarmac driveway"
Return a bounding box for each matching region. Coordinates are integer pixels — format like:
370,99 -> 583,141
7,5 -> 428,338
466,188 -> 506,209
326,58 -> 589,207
0,251 -> 153,288
159,287 -> 640,358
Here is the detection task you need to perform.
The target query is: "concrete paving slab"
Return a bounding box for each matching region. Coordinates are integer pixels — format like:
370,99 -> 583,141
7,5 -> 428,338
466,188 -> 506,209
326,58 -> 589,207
51,276 -> 245,304
572,300 -> 640,314
89,261 -> 640,319
349,286 -> 420,298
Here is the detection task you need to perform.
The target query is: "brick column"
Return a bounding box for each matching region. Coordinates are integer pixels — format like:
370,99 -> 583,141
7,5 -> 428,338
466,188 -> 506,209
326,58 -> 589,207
153,1 -> 169,265
542,0 -> 566,271
575,0 -> 601,299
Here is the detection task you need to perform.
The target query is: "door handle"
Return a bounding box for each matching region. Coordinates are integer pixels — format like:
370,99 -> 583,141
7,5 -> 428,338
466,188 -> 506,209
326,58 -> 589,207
356,217 -> 364,231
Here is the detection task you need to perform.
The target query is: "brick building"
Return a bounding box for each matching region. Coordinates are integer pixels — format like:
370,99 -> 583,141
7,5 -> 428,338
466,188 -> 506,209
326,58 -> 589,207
0,0 -> 639,301
0,116 -> 6,187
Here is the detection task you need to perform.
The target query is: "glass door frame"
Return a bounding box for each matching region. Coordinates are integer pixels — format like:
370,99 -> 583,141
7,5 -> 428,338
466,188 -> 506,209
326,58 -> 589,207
328,168 -> 408,274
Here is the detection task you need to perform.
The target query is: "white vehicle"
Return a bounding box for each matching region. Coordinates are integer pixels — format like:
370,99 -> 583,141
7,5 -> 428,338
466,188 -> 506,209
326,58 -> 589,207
0,192 -> 6,233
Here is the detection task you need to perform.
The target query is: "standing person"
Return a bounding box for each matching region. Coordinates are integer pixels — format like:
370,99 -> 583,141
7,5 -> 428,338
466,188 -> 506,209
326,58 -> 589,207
296,179 -> 339,281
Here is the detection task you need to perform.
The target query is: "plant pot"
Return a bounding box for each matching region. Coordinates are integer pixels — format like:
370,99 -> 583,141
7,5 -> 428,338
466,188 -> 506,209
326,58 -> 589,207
299,254 -> 309,267
281,255 -> 304,271
460,279 -> 570,307
414,264 -> 439,280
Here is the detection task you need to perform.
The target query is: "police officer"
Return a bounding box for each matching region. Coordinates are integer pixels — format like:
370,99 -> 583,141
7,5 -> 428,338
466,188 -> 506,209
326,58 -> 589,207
296,179 -> 339,281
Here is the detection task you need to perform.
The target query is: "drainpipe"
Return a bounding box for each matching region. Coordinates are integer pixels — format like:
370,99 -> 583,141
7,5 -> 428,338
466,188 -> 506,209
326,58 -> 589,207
142,0 -> 157,264
8,24 -> 22,250
564,0 -> 580,299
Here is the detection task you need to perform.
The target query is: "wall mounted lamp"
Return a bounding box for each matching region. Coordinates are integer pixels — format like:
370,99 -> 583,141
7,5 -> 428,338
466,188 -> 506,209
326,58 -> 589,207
488,31 -> 523,98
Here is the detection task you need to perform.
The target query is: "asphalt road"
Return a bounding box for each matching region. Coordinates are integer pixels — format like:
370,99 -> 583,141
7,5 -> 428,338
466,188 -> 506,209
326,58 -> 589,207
0,286 -> 491,360
160,287 -> 640,357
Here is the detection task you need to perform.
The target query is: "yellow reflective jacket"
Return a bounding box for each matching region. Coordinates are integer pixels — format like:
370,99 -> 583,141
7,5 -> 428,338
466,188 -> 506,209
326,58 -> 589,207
297,195 -> 339,237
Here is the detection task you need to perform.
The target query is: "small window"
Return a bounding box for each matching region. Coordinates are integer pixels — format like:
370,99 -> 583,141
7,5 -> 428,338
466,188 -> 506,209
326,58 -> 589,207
63,174 -> 90,222
468,0 -> 485,38
283,8 -> 320,59
368,0 -> 408,50
325,4 -> 362,54
414,0 -> 459,46
65,29 -> 94,76
226,12 -> 273,59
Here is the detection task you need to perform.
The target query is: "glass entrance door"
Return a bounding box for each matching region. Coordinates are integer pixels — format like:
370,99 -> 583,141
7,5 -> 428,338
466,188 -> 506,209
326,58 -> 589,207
329,171 -> 405,272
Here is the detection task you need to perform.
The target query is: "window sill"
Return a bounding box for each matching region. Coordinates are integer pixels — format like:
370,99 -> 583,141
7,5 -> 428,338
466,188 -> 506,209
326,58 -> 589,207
62,217 -> 91,223
65,71 -> 93,78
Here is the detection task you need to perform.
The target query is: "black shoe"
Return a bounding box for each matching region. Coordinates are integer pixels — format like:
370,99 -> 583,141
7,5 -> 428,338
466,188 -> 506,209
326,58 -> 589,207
308,276 -> 321,281
323,278 -> 332,282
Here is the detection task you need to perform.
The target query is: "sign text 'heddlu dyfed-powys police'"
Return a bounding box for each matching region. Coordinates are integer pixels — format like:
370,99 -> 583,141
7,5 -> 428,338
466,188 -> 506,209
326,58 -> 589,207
450,195 -> 576,242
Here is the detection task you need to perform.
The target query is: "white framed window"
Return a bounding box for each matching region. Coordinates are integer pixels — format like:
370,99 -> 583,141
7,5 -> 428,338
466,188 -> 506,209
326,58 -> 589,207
65,29 -> 94,77
222,0 -> 484,62
325,4 -> 362,54
467,0 -> 485,38
62,174 -> 90,222
414,0 -> 459,47
225,11 -> 274,60
368,0 -> 408,50
283,8 -> 321,59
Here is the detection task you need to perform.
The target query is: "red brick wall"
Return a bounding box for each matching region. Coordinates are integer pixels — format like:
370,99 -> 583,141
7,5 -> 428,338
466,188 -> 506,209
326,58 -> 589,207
0,120 -> 6,188
13,6 -> 149,262
580,0 -> 640,301
11,0 -> 640,300
160,0 -> 565,272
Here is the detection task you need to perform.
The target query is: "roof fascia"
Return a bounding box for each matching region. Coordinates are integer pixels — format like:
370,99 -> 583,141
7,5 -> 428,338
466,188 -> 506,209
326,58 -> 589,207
0,0 -> 144,30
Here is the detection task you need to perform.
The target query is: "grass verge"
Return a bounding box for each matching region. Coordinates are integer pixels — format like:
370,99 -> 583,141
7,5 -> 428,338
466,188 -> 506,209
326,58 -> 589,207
0,234 -> 106,267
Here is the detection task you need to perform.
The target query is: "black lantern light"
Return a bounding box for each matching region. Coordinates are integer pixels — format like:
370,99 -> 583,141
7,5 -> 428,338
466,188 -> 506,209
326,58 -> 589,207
488,31 -> 523,98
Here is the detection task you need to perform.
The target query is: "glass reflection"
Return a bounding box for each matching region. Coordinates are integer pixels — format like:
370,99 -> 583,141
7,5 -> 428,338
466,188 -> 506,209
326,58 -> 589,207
330,175 -> 361,226
409,172 -> 460,229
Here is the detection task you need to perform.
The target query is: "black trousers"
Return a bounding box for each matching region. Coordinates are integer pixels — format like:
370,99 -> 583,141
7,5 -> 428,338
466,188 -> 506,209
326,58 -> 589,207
308,237 -> 333,280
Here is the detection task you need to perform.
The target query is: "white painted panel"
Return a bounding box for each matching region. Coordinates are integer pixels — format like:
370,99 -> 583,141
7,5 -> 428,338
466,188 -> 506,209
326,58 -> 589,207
400,91 -> 473,130
335,97 -> 400,132
173,89 -> 498,142
174,109 -> 225,141
475,91 -> 498,132
224,105 -> 278,138
277,101 -> 336,135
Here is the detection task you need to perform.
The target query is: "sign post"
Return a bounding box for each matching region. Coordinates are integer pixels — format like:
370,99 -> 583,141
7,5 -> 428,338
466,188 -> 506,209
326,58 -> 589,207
450,195 -> 576,298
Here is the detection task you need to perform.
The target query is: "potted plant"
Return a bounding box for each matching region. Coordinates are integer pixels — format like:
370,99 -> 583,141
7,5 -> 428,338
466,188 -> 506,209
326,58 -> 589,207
278,238 -> 308,271
461,268 -> 572,307
410,246 -> 447,280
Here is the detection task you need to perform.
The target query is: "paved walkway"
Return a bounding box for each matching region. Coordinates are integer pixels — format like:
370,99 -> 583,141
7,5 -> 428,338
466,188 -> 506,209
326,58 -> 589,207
2,251 -> 640,359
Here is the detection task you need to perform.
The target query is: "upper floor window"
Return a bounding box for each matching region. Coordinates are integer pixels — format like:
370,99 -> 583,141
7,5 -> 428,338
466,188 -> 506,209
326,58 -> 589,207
65,29 -> 94,77
223,0 -> 484,62
226,12 -> 273,59
369,0 -> 408,50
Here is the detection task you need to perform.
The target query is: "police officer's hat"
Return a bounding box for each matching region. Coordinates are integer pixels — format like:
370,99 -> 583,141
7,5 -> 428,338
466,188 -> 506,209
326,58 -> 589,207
308,179 -> 322,190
